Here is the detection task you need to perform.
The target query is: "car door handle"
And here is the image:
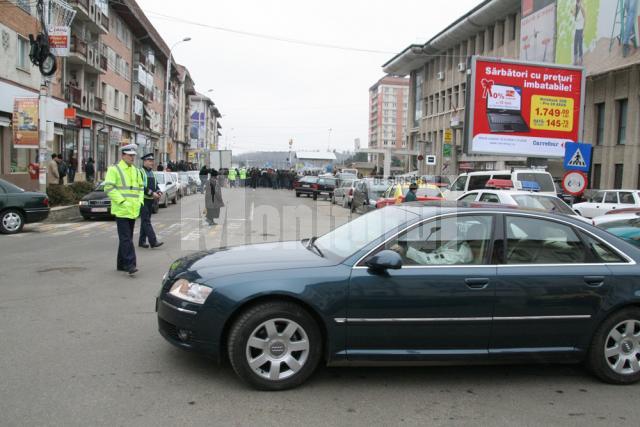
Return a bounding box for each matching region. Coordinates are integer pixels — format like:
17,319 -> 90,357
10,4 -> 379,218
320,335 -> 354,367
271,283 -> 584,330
465,278 -> 490,289
584,276 -> 605,287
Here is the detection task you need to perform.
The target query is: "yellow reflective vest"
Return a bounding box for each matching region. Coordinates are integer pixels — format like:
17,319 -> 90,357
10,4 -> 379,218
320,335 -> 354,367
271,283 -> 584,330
104,159 -> 144,219
239,168 -> 247,179
229,169 -> 237,180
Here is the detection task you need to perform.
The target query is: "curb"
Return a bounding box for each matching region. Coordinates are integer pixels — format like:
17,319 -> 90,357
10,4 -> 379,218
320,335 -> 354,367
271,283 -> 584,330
45,205 -> 82,223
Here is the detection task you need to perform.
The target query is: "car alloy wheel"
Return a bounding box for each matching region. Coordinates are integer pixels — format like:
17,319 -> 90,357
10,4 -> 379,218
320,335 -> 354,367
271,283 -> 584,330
604,320 -> 640,375
245,318 -> 310,381
228,301 -> 321,390
1,209 -> 24,234
588,308 -> 640,384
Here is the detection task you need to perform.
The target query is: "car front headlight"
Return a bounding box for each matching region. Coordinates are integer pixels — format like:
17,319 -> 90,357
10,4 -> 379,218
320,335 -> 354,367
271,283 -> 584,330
168,279 -> 212,304
79,201 -> 89,206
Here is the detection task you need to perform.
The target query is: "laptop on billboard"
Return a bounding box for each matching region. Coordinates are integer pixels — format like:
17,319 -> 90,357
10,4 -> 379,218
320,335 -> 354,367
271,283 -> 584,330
486,84 -> 529,132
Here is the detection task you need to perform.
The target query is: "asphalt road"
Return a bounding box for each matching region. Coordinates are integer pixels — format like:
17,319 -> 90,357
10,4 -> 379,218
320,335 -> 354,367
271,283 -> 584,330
1,188 -> 639,426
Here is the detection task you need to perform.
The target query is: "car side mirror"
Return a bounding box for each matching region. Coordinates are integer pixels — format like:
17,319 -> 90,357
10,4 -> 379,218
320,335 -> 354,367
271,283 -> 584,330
365,250 -> 402,272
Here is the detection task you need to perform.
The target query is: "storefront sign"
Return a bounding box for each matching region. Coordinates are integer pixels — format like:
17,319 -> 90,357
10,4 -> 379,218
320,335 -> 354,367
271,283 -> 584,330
12,98 -> 39,149
64,107 -> 76,120
467,56 -> 584,158
444,128 -> 453,144
48,26 -> 70,56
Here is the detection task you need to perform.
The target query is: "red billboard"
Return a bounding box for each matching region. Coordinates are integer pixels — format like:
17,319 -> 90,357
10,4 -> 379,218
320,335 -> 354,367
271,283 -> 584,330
467,56 -> 584,158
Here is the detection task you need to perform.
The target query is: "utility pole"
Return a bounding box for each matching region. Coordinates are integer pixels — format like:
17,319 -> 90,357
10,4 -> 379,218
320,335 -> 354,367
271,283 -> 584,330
38,80 -> 49,193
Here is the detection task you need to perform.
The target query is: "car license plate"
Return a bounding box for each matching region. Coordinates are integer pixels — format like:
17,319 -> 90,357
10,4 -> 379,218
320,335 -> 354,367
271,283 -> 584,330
302,184 -> 310,188
91,207 -> 108,213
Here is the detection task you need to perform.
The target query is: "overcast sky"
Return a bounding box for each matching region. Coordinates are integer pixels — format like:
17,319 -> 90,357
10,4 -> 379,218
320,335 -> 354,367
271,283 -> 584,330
136,0 -> 483,154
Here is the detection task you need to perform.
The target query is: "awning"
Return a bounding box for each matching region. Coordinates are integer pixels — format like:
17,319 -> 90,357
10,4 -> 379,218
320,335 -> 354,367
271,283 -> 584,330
0,116 -> 10,127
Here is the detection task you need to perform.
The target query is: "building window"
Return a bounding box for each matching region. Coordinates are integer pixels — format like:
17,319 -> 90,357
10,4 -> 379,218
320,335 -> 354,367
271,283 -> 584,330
595,103 -> 605,145
413,71 -> 423,125
478,32 -> 484,53
592,164 -> 601,189
460,82 -> 466,107
17,35 -> 30,71
487,26 -> 494,51
114,89 -> 120,110
510,14 -> 517,41
124,95 -> 129,114
617,99 -> 627,145
614,164 -> 624,189
497,20 -> 505,47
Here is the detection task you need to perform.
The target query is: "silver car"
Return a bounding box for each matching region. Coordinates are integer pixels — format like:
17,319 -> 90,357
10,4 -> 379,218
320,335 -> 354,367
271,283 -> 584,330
154,172 -> 179,207
332,179 -> 358,208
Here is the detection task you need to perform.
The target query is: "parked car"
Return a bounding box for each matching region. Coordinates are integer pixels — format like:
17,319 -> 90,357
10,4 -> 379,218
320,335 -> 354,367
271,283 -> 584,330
375,183 -> 443,208
154,172 -> 179,207
595,215 -> 640,247
79,181 -> 159,220
457,188 -> 589,223
312,177 -> 337,201
0,178 -> 49,234
187,171 -> 203,193
294,176 -> 319,198
351,178 -> 391,213
444,169 -> 556,200
178,172 -> 197,196
573,190 -> 640,218
332,178 -> 358,208
334,172 -> 357,188
593,211 -> 640,227
157,202 -> 640,390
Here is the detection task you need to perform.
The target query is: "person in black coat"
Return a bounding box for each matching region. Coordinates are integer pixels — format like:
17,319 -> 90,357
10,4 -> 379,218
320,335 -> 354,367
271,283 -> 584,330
85,157 -> 95,182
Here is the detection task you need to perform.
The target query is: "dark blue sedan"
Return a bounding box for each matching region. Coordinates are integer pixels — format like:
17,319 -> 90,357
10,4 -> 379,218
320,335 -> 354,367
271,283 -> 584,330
157,203 -> 640,390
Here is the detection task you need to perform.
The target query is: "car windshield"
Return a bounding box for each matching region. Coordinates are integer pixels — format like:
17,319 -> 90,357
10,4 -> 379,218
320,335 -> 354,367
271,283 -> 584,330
319,178 -> 336,185
155,173 -> 166,184
600,218 -> 640,231
511,195 -> 575,215
314,206 -> 417,259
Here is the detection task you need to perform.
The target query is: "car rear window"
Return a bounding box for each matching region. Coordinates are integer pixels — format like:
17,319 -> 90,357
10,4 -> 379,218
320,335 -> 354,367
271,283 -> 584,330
300,176 -> 318,183
415,188 -> 442,198
319,178 -> 336,185
516,172 -> 554,192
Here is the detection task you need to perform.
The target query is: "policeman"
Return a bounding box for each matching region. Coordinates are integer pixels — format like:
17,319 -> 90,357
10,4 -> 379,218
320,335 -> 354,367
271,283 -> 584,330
138,153 -> 163,249
228,167 -> 237,188
104,144 -> 144,276
239,167 -> 247,187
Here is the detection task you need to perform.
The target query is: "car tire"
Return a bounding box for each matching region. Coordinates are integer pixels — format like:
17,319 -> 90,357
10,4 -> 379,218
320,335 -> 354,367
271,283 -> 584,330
0,209 -> 24,234
587,307 -> 640,384
296,192 -> 300,198
160,194 -> 167,208
312,194 -> 317,201
81,214 -> 91,220
227,301 -> 322,391
172,194 -> 178,205
330,195 -> 335,204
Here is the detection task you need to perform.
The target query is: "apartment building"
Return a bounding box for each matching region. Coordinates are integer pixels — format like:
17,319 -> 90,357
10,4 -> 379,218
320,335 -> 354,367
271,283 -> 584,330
0,0 -> 214,189
383,0 -> 640,189
189,93 -> 222,164
367,75 -> 409,169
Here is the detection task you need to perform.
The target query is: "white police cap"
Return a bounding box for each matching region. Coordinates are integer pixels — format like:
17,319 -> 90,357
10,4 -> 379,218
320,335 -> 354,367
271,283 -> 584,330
120,143 -> 138,155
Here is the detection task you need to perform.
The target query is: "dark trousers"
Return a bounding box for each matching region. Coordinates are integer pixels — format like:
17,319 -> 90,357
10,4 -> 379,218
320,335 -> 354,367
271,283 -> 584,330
116,218 -> 136,271
138,199 -> 157,246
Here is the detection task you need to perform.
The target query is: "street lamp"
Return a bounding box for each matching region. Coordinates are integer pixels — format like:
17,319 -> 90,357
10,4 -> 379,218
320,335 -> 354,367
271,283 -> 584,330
162,36 -> 191,165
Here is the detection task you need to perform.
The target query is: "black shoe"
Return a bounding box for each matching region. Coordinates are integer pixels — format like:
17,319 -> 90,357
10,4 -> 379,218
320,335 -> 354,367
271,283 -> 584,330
117,267 -> 127,272
128,267 -> 138,276
150,242 -> 164,248
139,243 -> 150,248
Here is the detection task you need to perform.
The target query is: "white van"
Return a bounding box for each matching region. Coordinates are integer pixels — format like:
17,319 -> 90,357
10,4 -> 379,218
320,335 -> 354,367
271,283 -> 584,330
444,169 -> 556,200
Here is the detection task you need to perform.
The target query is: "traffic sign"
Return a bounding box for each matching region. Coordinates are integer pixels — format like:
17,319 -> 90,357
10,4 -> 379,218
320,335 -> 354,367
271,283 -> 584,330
425,155 -> 436,165
562,170 -> 587,196
563,142 -> 591,172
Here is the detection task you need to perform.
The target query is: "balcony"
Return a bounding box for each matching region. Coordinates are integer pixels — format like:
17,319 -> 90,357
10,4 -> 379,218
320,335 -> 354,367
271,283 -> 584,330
69,35 -> 87,58
66,86 -> 82,106
100,13 -> 109,32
